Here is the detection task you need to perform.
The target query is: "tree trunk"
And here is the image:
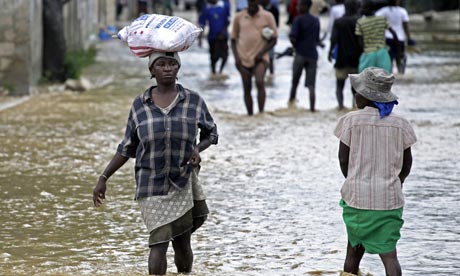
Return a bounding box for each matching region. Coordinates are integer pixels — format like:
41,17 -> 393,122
42,0 -> 67,82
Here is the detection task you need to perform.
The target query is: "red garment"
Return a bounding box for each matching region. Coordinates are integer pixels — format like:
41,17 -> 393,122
288,0 -> 299,18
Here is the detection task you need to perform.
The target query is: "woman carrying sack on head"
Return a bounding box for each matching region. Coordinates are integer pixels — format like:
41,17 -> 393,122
93,51 -> 218,275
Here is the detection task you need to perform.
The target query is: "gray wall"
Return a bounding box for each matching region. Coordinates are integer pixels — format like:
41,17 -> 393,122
0,0 -> 43,95
0,0 -> 116,96
63,0 -> 116,51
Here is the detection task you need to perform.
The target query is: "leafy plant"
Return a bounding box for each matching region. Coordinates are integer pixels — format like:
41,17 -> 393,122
63,46 -> 97,79
0,81 -> 15,94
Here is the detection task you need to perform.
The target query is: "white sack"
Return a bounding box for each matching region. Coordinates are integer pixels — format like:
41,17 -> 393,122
116,14 -> 202,57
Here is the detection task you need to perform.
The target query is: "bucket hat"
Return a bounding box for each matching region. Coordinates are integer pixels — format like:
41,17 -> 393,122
148,52 -> 181,69
349,67 -> 398,103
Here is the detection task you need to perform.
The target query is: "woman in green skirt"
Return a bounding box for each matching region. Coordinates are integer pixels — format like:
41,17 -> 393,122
334,67 -> 416,276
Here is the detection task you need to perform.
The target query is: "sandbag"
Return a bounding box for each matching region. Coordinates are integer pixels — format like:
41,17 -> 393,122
116,14 -> 202,57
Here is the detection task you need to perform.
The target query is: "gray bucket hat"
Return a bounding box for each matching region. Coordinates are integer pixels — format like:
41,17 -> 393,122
349,67 -> 398,103
148,52 -> 181,69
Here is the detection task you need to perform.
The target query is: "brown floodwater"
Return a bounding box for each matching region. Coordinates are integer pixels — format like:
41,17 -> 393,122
0,10 -> 459,276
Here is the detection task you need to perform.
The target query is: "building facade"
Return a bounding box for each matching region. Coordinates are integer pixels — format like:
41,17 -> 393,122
0,0 -> 115,95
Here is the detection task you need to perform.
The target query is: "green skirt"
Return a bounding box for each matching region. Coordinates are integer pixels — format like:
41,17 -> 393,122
340,199 -> 404,254
358,48 -> 392,73
148,200 -> 209,246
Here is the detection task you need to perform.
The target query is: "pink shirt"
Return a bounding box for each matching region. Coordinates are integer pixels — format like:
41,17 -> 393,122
334,106 -> 417,210
231,6 -> 277,68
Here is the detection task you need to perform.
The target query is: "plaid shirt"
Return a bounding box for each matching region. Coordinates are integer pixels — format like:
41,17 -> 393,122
117,84 -> 218,199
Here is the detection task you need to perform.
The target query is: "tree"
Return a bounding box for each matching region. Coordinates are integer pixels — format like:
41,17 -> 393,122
42,0 -> 71,82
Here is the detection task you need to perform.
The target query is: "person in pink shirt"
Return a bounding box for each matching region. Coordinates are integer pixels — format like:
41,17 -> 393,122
231,0 -> 277,115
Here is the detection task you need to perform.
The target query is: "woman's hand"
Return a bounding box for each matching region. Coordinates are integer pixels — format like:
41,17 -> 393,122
92,153 -> 129,207
187,148 -> 201,166
93,177 -> 107,207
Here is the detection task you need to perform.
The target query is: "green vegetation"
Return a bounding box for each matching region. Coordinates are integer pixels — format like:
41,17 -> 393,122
0,81 -> 15,95
63,46 -> 97,80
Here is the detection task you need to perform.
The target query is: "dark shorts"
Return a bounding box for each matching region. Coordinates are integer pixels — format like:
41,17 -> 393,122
239,61 -> 269,75
209,38 -> 228,61
385,38 -> 405,61
340,199 -> 404,254
292,54 -> 317,88
148,200 -> 209,247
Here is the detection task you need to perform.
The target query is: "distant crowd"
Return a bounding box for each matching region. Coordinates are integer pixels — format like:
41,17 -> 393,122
117,0 -> 414,114
194,0 -> 414,114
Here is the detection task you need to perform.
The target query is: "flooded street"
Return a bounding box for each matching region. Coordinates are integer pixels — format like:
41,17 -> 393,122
1,10 -> 460,276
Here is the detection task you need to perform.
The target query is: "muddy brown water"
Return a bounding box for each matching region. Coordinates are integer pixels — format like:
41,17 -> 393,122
1,10 -> 459,276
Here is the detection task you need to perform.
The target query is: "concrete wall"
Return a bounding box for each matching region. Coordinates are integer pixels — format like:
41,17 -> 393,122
0,0 -> 43,95
63,0 -> 116,51
0,0 -> 116,96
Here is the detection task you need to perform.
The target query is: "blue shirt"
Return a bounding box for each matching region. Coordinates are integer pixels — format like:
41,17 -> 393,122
199,0 -> 230,42
290,13 -> 320,60
117,84 -> 218,199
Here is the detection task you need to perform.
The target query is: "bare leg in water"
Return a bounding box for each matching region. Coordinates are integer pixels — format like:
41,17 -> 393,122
149,242 -> 169,275
379,249 -> 402,276
253,62 -> 267,114
211,56 -> 218,74
238,62 -> 267,115
238,65 -> 254,115
337,78 -> 358,110
336,79 -> 346,110
172,230 -> 193,274
219,55 -> 228,74
343,242 -> 365,275
288,63 -> 302,104
343,242 -> 401,276
148,230 -> 194,275
307,84 -> 316,112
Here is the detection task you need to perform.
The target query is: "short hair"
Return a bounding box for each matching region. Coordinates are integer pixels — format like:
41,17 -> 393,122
361,0 -> 377,15
344,0 -> 359,15
299,0 -> 312,8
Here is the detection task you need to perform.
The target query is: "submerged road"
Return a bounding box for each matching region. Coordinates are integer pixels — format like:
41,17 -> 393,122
1,9 -> 460,276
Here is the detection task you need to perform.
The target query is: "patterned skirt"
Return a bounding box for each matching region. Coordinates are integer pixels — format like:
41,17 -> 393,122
137,167 -> 209,246
148,200 -> 209,246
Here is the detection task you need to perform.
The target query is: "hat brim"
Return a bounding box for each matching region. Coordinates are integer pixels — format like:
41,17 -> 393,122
349,73 -> 398,103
